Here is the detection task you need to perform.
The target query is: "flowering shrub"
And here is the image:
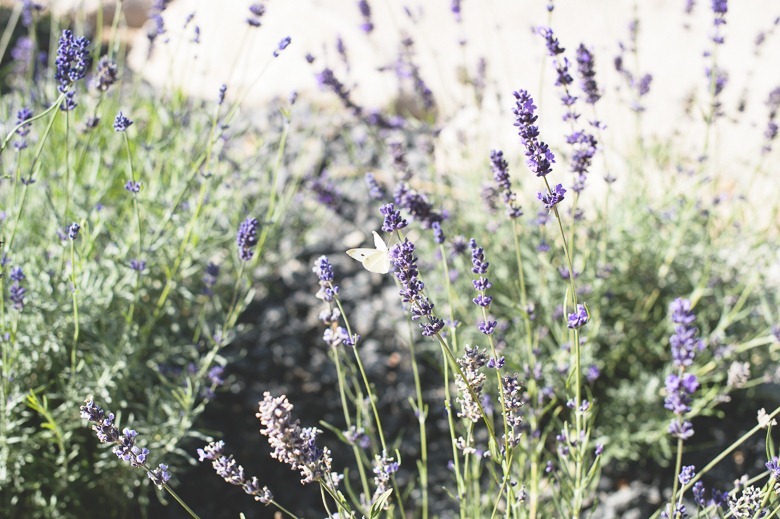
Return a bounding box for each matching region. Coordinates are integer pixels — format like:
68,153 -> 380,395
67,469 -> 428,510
1,1 -> 779,519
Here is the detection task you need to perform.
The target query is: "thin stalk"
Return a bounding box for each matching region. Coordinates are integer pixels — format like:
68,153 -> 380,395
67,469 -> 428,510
69,239 -> 79,371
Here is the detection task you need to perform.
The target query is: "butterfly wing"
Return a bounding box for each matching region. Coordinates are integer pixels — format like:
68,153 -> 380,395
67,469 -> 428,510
346,248 -> 376,262
363,250 -> 391,274
372,231 -> 388,252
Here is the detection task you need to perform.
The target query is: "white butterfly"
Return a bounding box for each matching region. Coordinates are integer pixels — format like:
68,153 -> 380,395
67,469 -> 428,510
346,231 -> 391,274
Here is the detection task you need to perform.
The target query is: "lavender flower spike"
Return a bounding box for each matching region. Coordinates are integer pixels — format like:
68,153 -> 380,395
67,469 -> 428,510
389,237 -> 444,337
236,217 -> 259,261
257,392 -> 336,485
513,89 -> 555,177
114,112 -> 133,132
80,398 -> 171,488
55,30 -> 92,93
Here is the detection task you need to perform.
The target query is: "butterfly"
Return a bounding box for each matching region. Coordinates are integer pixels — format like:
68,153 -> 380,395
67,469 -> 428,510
346,231 -> 391,274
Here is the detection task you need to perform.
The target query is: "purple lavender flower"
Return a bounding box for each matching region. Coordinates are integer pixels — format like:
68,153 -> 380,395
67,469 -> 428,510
236,217 -> 259,261
198,440 -> 274,503
489,150 -> 523,218
393,183 -> 446,229
567,304 -> 588,329
313,256 -> 339,302
538,183 -> 566,209
538,27 -> 565,56
693,481 -> 706,505
125,181 -> 141,193
20,0 -> 43,27
130,259 -> 146,272
147,0 -> 171,44
365,173 -> 386,200
664,373 -> 699,414
257,392 -> 335,485
513,90 -> 555,177
431,221 -> 445,244
67,222 -> 80,240
273,37 -> 291,58
389,238 -> 444,337
450,0 -> 462,22
576,44 -> 601,104
55,30 -> 92,93
114,112 -> 133,132
147,464 -> 171,488
357,0 -> 374,33
60,91 -> 77,112
80,399 -> 170,485
678,465 -> 696,485
92,56 -> 119,92
9,281 -> 26,311
305,171 -> 343,212
218,84 -> 227,105
669,298 -> 705,367
372,451 -> 399,508
13,107 -> 33,151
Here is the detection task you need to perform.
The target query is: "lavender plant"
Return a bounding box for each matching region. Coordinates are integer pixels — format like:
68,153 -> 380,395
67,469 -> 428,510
1,2 -> 778,518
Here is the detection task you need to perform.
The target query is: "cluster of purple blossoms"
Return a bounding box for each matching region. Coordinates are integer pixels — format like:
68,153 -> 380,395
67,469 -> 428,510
114,112 -> 133,132
393,183 -> 446,230
9,267 -> 26,311
501,374 -> 524,448
14,107 -> 33,151
305,170 -> 344,213
60,91 -> 77,112
365,172 -> 387,200
537,183 -> 566,210
665,298 -> 705,439
357,0 -> 374,33
761,87 -> 780,153
343,425 -> 370,449
316,68 -> 401,129
130,258 -> 146,272
455,346 -> 488,422
489,150 -> 523,218
660,503 -> 688,519
397,38 -> 435,112
450,0 -> 462,22
247,3 -> 265,27
147,0 -> 170,44
125,180 -> 141,193
576,44 -> 601,104
371,451 -> 399,508
197,441 -> 273,503
470,239 -> 497,335
80,399 -> 171,488
236,216 -> 259,261
257,392 -> 337,485
389,236 -> 444,337
710,0 -> 728,44
92,56 -> 119,92
669,298 -> 705,367
218,84 -> 227,106
389,142 -> 412,181
692,480 -> 729,508
313,256 -> 339,303
567,304 -> 589,329
20,0 -> 43,27
55,30 -> 92,93
568,130 -> 598,193
380,203 -> 408,233
762,86 -> 780,153
67,222 -> 80,240
272,36 -> 291,58
513,90 -> 555,178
